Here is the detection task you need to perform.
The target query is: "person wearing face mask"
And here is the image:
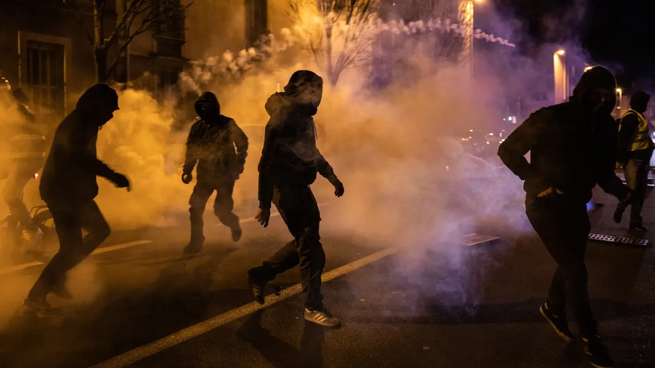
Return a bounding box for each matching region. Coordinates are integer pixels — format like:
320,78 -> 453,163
247,70 -> 345,327
498,67 -> 630,368
181,92 -> 248,254
614,91 -> 653,232
21,84 -> 130,317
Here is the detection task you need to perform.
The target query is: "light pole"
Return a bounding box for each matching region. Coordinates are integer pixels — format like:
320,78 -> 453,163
459,0 -> 483,79
553,49 -> 568,104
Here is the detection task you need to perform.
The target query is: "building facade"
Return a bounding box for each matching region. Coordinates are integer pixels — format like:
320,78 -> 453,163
0,0 -> 287,118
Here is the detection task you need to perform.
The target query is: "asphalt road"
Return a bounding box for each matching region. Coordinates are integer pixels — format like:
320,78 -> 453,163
0,188 -> 654,368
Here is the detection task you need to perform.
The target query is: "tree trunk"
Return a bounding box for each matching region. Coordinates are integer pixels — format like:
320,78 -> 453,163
95,48 -> 109,83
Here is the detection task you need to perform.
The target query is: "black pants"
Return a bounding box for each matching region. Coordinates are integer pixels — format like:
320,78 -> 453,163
258,185 -> 325,311
28,200 -> 110,302
617,158 -> 650,226
189,179 -> 239,243
526,197 -> 597,338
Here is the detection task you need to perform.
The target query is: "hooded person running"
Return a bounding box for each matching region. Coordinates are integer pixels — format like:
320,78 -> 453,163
498,67 -> 631,368
182,92 -> 248,254
21,84 -> 130,317
247,70 -> 345,327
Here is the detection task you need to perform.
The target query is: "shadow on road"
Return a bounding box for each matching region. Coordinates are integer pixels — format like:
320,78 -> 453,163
0,246 -> 248,368
236,310 -> 328,368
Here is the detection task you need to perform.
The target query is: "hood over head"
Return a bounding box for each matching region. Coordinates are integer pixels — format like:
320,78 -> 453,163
572,66 -> 616,115
77,84 -> 119,112
265,70 -> 323,117
630,91 -> 650,113
195,92 -> 221,122
76,84 -> 119,126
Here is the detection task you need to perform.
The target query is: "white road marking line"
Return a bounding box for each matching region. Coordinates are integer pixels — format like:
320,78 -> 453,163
93,240 -> 153,255
0,261 -> 44,276
0,240 -> 153,275
89,244 -> 403,368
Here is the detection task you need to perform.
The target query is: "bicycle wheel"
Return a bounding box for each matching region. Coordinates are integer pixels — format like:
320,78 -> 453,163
30,209 -> 58,260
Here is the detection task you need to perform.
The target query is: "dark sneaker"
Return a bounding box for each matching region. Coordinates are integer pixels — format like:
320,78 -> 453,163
539,302 -> 574,342
613,206 -> 625,224
583,336 -> 615,368
19,299 -> 60,318
304,308 -> 341,328
630,224 -> 647,232
231,223 -> 242,242
247,268 -> 267,305
183,237 -> 204,255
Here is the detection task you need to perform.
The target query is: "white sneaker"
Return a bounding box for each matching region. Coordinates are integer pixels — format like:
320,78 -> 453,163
304,308 -> 341,327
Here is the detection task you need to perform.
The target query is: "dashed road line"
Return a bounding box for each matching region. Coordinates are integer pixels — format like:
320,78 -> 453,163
89,244 -> 402,368
0,240 -> 153,276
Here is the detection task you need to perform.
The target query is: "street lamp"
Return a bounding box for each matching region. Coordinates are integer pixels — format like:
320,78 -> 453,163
616,88 -> 623,114
553,49 -> 568,104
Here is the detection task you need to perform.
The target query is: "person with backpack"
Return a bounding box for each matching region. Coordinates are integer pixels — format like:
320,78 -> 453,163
181,92 -> 248,254
614,91 -> 653,231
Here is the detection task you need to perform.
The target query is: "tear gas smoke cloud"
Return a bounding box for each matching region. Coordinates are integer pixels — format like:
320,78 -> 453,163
0,3 -> 534,322
181,15 -> 516,95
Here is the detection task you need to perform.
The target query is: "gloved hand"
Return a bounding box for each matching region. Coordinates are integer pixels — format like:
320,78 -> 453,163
182,172 -> 193,184
111,172 -> 131,191
333,179 -> 345,197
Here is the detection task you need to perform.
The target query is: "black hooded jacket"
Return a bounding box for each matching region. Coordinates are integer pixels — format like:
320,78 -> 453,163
40,84 -> 120,205
183,92 -> 248,182
258,71 -> 338,209
498,67 -> 627,204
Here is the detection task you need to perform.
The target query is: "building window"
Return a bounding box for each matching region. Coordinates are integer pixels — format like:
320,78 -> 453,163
159,70 -> 179,89
26,41 -> 65,115
245,0 -> 268,46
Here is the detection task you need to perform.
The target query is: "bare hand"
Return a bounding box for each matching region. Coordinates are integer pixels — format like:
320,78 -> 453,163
182,172 -> 193,184
256,208 -> 271,228
333,180 -> 345,197
537,186 -> 563,198
615,162 -> 622,170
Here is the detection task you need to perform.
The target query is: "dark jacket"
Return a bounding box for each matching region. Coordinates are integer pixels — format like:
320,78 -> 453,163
183,92 -> 248,183
258,71 -> 338,209
498,66 -> 628,205
40,85 -> 120,205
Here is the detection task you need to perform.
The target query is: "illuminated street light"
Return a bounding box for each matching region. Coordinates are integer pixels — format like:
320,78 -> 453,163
616,88 -> 623,113
553,49 -> 569,104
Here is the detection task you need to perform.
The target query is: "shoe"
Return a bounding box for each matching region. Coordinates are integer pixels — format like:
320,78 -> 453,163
583,336 -> 615,368
304,308 -> 341,328
630,224 -> 647,232
231,223 -> 242,242
22,227 -> 44,246
183,237 -> 204,255
539,302 -> 574,342
613,206 -> 625,224
19,299 -> 60,318
247,268 -> 267,305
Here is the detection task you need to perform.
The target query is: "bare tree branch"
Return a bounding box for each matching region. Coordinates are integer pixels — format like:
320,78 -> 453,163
63,0 -> 95,46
